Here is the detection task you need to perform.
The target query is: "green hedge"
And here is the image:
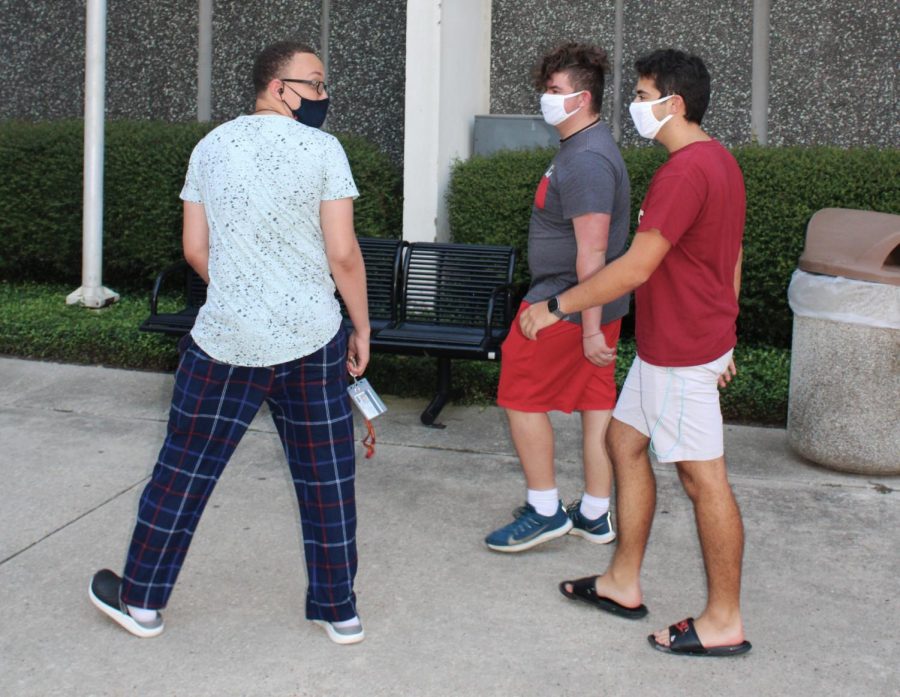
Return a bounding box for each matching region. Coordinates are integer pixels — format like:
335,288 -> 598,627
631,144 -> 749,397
448,146 -> 900,348
0,120 -> 402,291
0,281 -> 790,425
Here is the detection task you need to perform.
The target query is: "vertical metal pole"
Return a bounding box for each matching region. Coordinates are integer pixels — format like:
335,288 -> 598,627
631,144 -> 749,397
321,0 -> 331,77
67,0 -> 118,307
197,0 -> 213,121
611,0 -> 625,142
751,0 -> 770,145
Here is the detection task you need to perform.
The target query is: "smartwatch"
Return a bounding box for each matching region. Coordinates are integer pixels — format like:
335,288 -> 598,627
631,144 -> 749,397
547,296 -> 566,318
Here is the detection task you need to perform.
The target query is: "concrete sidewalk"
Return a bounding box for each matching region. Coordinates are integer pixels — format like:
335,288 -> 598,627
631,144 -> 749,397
0,357 -> 897,696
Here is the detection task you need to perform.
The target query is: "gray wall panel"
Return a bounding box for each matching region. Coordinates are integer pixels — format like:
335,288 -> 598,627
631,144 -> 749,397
490,0 -> 618,121
210,0 -> 321,121
1,1 -> 896,152
106,0 -> 197,122
0,1 -> 87,120
618,0 -> 753,147
768,0 -> 899,147
327,0 -> 406,162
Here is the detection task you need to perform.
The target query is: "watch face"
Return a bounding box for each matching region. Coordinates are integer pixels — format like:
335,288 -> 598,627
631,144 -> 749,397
549,296 -> 562,316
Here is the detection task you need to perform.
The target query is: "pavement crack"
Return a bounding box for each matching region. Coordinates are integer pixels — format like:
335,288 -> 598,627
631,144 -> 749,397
0,476 -> 149,567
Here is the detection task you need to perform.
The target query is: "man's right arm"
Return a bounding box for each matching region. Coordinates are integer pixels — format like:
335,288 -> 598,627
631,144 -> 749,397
520,230 -> 672,339
183,201 -> 210,284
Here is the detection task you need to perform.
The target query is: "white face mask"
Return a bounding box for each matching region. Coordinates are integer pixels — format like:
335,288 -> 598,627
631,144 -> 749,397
540,91 -> 584,126
629,95 -> 674,139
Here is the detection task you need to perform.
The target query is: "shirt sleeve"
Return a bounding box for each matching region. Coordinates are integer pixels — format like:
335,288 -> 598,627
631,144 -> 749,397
637,165 -> 706,246
321,136 -> 360,201
557,151 -> 617,220
179,144 -> 203,203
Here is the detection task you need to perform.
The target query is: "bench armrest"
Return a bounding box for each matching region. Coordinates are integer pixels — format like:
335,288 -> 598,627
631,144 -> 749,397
148,260 -> 190,316
484,283 -> 515,337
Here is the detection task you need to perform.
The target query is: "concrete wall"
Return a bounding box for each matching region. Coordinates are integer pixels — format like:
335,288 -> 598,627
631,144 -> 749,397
0,0 -> 896,155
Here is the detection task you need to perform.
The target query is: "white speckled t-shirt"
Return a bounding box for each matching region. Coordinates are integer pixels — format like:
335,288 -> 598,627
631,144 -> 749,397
179,115 -> 359,367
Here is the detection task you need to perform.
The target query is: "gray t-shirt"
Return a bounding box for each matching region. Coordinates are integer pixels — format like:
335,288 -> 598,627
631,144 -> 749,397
525,122 -> 630,325
180,115 -> 359,366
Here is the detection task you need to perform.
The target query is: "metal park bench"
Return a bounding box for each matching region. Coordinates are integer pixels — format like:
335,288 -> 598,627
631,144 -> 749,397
370,242 -> 517,425
140,238 -> 517,425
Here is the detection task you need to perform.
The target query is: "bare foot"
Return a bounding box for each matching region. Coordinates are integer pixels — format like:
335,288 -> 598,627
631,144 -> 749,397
562,573 -> 643,609
652,613 -> 746,648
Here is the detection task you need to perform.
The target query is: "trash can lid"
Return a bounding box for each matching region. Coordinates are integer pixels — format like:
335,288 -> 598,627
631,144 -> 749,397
799,208 -> 900,286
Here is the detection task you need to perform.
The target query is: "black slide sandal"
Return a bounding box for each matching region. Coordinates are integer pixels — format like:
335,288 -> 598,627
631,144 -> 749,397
558,575 -> 649,619
648,617 -> 752,657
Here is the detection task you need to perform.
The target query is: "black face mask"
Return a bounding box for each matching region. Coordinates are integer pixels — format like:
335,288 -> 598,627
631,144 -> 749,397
283,85 -> 329,128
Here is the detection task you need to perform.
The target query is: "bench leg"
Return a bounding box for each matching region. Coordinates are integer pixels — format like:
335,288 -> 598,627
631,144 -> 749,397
421,357 -> 451,426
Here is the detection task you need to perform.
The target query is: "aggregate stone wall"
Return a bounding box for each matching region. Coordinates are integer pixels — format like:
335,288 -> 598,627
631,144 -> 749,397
1,0 -> 896,157
326,0 -> 407,163
0,0 -> 404,162
490,0 -> 752,147
490,0 -> 618,124
768,0 -> 899,148
210,0 -> 321,121
491,0 -> 898,149
0,0 -> 198,122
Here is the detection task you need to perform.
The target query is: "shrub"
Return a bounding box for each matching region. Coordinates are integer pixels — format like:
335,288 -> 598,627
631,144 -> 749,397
0,120 -> 402,291
448,145 -> 900,348
0,281 -> 789,424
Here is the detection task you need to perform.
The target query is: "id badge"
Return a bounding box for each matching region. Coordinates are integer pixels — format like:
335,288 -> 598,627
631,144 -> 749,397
347,377 -> 387,420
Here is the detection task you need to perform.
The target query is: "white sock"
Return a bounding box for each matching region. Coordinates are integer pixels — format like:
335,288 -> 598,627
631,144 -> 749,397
127,604 -> 158,623
333,616 -> 360,628
527,488 -> 560,517
580,493 -> 610,520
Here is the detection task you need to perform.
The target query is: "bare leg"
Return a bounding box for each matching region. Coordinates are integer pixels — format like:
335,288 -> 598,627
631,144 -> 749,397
581,409 -> 612,498
506,409 -> 555,490
565,418 -> 654,608
652,456 -> 746,648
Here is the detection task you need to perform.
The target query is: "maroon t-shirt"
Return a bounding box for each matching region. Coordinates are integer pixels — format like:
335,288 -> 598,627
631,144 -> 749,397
634,139 -> 745,367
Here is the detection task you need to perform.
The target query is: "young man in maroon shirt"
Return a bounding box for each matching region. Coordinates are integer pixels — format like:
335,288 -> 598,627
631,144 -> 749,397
520,48 -> 752,657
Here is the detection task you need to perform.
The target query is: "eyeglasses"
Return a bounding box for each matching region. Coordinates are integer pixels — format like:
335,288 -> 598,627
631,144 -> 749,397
280,78 -> 328,96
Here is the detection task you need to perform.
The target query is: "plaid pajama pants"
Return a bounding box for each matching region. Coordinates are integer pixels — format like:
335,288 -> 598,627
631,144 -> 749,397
120,330 -> 358,622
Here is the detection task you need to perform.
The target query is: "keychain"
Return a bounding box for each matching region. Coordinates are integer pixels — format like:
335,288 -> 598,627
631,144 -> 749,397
347,360 -> 387,458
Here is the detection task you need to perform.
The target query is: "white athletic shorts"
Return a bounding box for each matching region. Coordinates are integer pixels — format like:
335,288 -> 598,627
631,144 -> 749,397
612,349 -> 734,464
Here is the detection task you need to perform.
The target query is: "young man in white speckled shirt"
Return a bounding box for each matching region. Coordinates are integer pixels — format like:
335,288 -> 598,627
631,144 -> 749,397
89,41 -> 370,646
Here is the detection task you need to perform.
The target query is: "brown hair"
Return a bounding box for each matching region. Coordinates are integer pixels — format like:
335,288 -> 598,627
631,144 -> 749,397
533,43 -> 610,114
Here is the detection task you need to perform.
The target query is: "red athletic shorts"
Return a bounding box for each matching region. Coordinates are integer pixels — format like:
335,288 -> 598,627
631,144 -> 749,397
497,302 -> 622,413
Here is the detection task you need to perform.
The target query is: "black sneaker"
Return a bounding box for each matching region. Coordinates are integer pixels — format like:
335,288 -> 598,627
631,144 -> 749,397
88,569 -> 164,638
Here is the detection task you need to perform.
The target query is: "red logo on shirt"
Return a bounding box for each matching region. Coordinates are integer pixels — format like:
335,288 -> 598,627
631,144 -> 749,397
534,164 -> 554,210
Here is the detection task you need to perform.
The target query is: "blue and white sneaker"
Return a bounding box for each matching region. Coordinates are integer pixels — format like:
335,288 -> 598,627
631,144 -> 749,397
566,500 -> 616,544
485,501 -> 573,552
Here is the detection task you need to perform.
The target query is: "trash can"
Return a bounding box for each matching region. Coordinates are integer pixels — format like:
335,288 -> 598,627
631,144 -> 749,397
787,208 -> 900,475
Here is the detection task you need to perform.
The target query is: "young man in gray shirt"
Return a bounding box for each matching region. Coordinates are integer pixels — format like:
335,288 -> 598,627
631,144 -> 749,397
486,43 -> 631,553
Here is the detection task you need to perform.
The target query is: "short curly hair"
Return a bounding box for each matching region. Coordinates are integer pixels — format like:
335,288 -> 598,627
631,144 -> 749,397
533,43 -> 611,114
252,40 -> 317,96
634,49 -> 710,125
